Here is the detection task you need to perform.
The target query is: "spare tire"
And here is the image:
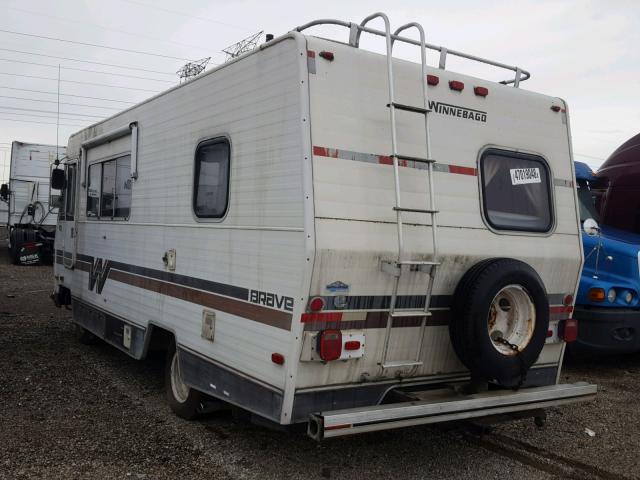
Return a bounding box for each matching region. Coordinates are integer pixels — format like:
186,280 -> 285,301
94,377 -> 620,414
450,258 -> 549,388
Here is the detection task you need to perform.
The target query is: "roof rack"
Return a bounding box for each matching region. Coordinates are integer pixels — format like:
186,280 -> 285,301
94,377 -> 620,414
294,13 -> 530,87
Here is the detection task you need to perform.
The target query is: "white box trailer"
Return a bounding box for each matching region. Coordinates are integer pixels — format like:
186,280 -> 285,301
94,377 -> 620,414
1,141 -> 66,264
52,13 -> 595,439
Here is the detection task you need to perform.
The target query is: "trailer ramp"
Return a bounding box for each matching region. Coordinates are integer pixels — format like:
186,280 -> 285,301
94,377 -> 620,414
308,382 -> 597,440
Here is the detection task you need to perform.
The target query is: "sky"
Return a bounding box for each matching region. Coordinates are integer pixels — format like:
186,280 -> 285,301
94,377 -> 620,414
0,0 -> 638,182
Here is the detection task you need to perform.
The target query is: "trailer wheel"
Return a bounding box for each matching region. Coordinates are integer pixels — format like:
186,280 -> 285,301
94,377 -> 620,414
165,341 -> 203,420
450,258 -> 549,388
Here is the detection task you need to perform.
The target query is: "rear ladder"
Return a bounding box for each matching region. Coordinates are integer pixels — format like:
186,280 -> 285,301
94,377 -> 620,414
358,14 -> 440,372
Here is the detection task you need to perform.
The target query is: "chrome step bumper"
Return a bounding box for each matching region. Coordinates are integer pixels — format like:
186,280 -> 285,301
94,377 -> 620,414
307,382 -> 597,440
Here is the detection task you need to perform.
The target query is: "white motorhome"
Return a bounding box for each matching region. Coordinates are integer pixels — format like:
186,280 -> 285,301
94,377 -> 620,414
52,13 -> 596,440
1,141 -> 66,264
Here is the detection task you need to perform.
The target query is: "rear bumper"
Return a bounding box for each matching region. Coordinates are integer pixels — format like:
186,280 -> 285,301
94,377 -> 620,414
572,306 -> 640,354
307,382 -> 597,440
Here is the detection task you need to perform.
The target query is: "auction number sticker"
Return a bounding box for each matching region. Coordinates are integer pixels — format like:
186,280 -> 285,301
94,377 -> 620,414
510,168 -> 541,185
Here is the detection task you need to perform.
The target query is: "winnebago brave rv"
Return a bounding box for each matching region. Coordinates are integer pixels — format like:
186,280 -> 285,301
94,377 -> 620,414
1,141 -> 66,264
52,13 -> 596,439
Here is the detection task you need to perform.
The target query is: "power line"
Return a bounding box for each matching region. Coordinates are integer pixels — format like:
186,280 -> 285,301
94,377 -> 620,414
0,57 -> 174,83
0,28 -> 193,61
0,95 -> 122,110
0,117 -> 90,128
7,5 -> 220,55
0,47 -> 176,75
0,72 -> 159,92
0,109 -> 92,125
118,0 -> 252,32
0,86 -> 136,104
0,105 -> 105,119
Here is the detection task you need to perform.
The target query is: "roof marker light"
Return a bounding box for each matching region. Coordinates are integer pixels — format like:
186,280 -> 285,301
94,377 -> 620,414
449,80 -> 464,91
474,86 -> 488,97
319,51 -> 334,61
551,105 -> 562,112
427,74 -> 439,86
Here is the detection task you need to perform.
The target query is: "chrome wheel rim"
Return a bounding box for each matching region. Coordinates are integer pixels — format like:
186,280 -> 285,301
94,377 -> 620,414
487,285 -> 536,356
170,351 -> 190,403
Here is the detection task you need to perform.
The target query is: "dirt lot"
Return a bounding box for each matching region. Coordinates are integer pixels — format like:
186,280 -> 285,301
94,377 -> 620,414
1,231 -> 639,479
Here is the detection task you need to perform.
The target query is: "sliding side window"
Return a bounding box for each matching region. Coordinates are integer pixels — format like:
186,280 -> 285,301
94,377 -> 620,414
193,138 -> 230,219
86,154 -> 131,220
480,149 -> 553,233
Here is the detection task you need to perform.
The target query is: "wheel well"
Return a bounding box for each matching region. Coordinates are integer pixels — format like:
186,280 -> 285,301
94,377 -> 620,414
145,325 -> 174,357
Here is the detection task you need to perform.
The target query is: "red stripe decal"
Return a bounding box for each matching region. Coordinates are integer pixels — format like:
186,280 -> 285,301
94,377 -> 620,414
448,165 -> 477,176
307,50 -> 316,58
312,145 -> 474,176
325,424 -> 352,431
550,305 -> 573,314
301,312 -> 343,323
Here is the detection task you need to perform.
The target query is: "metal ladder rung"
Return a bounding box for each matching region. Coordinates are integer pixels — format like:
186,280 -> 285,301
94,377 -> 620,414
387,102 -> 431,114
393,207 -> 438,214
392,154 -> 435,164
389,310 -> 431,318
382,360 -> 424,369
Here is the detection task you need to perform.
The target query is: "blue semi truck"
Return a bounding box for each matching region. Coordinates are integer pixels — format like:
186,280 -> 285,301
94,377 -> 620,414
573,161 -> 640,354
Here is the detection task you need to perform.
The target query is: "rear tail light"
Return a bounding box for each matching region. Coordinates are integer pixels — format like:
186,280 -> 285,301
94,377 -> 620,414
427,74 -> 439,86
318,329 -> 342,361
563,294 -> 574,306
588,288 -> 605,302
559,319 -> 578,343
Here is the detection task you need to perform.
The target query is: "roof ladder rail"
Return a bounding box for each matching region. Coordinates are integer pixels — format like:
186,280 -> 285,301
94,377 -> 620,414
356,14 -> 440,374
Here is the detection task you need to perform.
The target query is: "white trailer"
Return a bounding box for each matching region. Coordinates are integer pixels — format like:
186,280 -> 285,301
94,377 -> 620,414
1,141 -> 66,264
52,13 -> 595,439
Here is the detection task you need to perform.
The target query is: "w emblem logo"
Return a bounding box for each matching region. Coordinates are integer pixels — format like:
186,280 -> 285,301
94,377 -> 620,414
88,258 -> 112,294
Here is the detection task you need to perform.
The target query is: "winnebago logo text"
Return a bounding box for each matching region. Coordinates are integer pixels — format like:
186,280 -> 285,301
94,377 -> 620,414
249,289 -> 294,312
88,258 -> 112,294
428,100 -> 487,123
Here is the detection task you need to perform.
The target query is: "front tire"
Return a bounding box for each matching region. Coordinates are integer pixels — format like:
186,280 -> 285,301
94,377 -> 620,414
165,341 -> 203,420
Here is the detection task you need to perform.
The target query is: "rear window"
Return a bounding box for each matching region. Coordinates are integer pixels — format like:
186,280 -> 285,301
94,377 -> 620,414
480,149 -> 553,232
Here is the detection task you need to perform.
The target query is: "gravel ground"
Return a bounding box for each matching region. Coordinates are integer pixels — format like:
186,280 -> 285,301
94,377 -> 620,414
1,227 -> 639,479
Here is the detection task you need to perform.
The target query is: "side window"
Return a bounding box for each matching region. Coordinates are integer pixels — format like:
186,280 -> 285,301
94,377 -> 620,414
193,138 -> 230,219
86,154 -> 132,220
87,163 -> 101,217
480,149 -> 553,233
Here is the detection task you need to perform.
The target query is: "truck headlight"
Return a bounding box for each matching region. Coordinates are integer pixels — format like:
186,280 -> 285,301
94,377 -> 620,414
624,291 -> 633,304
608,288 -> 617,303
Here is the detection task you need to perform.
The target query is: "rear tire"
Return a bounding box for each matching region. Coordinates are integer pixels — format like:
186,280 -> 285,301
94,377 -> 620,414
165,340 -> 203,420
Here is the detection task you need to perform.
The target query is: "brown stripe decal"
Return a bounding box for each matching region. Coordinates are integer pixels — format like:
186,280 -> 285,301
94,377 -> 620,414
56,251 -> 292,331
108,270 -> 292,331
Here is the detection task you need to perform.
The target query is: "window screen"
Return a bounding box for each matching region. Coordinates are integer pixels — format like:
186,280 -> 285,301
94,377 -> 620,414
87,163 -> 101,217
480,149 -> 553,232
193,138 -> 230,218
